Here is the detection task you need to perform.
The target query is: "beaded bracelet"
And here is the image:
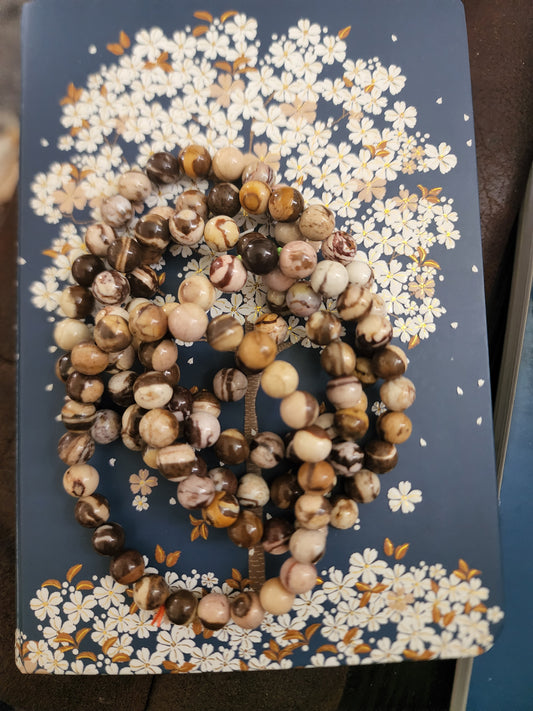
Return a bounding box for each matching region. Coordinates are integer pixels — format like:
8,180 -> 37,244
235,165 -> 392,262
53,142 -> 416,632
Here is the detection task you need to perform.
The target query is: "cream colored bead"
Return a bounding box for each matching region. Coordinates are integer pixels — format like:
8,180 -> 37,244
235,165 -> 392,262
53,318 -> 92,351
380,376 -> 416,411
178,274 -> 216,310
261,360 -> 299,398
259,577 -> 295,615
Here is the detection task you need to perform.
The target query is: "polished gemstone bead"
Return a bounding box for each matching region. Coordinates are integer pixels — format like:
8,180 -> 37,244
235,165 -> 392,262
365,440 -> 398,473
175,188 -> 209,219
237,473 -> 270,508
298,204 -> 335,241
240,234 -> 278,274
75,493 -> 110,528
169,209 -> 204,246
346,259 -> 374,288
101,195 -> 133,228
215,428 -> 249,465
178,274 -> 216,311
330,496 -> 359,529
278,240 -> 317,278
254,313 -> 288,345
213,368 -> 248,402
236,331 -> 277,372
291,426 -> 332,463
72,253 -> 106,287
242,160 -> 276,186
168,302 -> 208,342
273,219 -> 304,245
372,345 -> 408,379
94,314 -> 131,353
206,314 -> 244,351
167,385 -> 193,422
231,591 -> 265,629
268,186 -> 304,222
294,494 -> 332,530
270,471 -> 304,509
138,339 -> 178,371
192,390 -> 221,418
297,460 -> 336,495
139,408 -> 180,448
310,259 -> 348,297
354,356 -> 377,385
249,431 -> 285,469
314,412 -> 338,439
239,180 -> 271,215
305,310 -> 342,345
54,318 -> 92,351
177,474 -> 215,510
259,577 -> 295,615
321,230 -> 358,265
91,269 -> 130,306
280,557 -> 317,594
320,340 -> 356,377
204,215 -> 240,251
107,236 -> 143,273
157,443 -> 199,482
66,371 -> 104,404
145,151 -> 180,183
286,281 -> 322,318
355,314 -> 393,355
204,490 -> 240,528
280,390 -> 319,429
118,170 -> 152,202
85,222 -> 116,257
70,340 -> 109,375
121,404 -> 145,451
370,293 -> 388,317
178,144 -> 211,178
58,431 -> 95,465
334,407 -> 369,441
133,371 -> 173,409
91,409 -> 121,444
328,440 -> 364,477
261,266 -> 296,292
208,467 -> 238,494
197,592 -> 230,630
63,463 -> 99,497
345,469 -> 381,503
165,589 -> 198,625
59,285 -> 94,319
61,400 -> 96,431
212,146 -> 246,181
133,574 -> 170,611
337,284 -> 373,322
110,549 -> 145,584
92,522 -> 125,556
289,528 -> 327,564
228,510 -> 263,548
108,370 -> 136,407
326,375 -> 363,410
184,412 -> 220,449
265,288 -> 289,314
134,213 -> 170,251
209,254 -> 248,292
377,411 -> 413,444
261,517 -> 293,555
261,360 -> 299,398
207,182 -> 241,216
380,376 -> 416,411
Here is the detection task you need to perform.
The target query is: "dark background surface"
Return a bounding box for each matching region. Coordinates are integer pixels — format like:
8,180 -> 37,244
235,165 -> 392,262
1,0 -> 532,708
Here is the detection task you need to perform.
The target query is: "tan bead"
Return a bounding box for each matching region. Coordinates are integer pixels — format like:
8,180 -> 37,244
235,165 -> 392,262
204,215 -> 240,251
121,404 -> 144,451
168,302 -> 208,342
279,390 -> 319,429
175,188 -> 209,219
138,339 -> 178,371
346,469 -> 381,503
128,303 -> 167,343
139,408 -> 180,448
259,577 -> 295,615
297,461 -> 336,495
93,314 -> 131,353
320,340 -> 356,377
85,222 -> 116,257
273,220 -> 304,245
178,144 -> 211,179
178,274 -> 216,310
280,558 -> 317,594
239,180 -> 271,214
63,463 -> 99,498
294,494 -> 332,529
212,146 -> 246,181
268,186 -> 304,222
305,310 -> 342,345
132,574 -> 170,611
289,528 -> 327,564
236,331 -> 277,371
354,356 -> 377,385
380,376 -> 416,411
133,371 -> 173,409
197,592 -> 230,630
118,170 -> 152,202
298,204 -> 335,241
291,425 -> 332,463
254,313 -> 288,345
206,314 -> 244,351
355,314 -> 393,355
142,446 -> 160,469
261,360 -> 299,398
74,493 -> 110,528
70,341 -> 109,375
101,194 -> 133,228
334,408 -> 369,441
337,284 -> 373,322
237,473 -> 270,508
53,318 -> 91,351
169,209 -> 204,246
326,375 -> 363,410
377,411 -> 413,444
231,591 -> 265,629
330,497 -> 359,529
157,443 -> 198,482
372,345 -> 408,379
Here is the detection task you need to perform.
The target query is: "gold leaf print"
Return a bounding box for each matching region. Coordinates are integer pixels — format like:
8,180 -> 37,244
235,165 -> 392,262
166,550 -> 181,567
76,651 -> 97,662
66,563 -> 82,582
192,25 -> 209,37
102,636 -> 118,656
384,537 -> 395,556
220,10 -> 238,22
338,25 -> 351,39
107,43 -> 124,56
119,31 -> 130,48
394,543 -> 410,560
194,10 -> 213,22
59,82 -> 83,106
42,578 -> 62,588
155,544 -> 166,564
316,644 -> 339,654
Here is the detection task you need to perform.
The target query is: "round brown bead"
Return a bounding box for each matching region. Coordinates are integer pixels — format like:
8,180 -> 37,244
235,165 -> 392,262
175,189 -> 209,219
294,494 -> 332,530
299,204 -> 335,241
372,345 -> 408,379
165,589 -> 198,625
208,467 -> 238,495
334,408 -> 369,441
227,510 -> 263,548
134,213 -> 171,251
231,591 -> 265,629
214,428 -> 249,465
61,400 -> 97,431
268,185 -> 304,222
92,522 -> 125,556
206,314 -> 244,352
207,182 -> 241,216
91,409 -> 121,445
107,236 -> 143,273
279,557 -> 317,594
337,284 -> 373,322
84,223 -> 116,257
249,431 -> 285,469
139,408 -> 180,448
305,310 -> 342,345
212,146 -> 246,181
320,340 -> 356,377
59,285 -> 95,319
377,411 -> 413,444
178,144 -> 211,178
212,368 -> 248,402
133,574 -> 170,611
297,461 -> 336,496
364,440 -> 398,473
240,180 -> 271,215
355,314 -> 393,355
129,303 -> 167,343
345,469 -> 381,503
157,443 -> 199,482
94,314 -> 131,353
110,549 -> 145,584
74,493 -> 110,528
63,463 -> 99,497
380,376 -> 416,411
118,170 -> 152,202
177,474 -> 215,510
66,371 -> 104,403
91,269 -> 130,306
70,341 -> 109,375
72,254 -> 106,287
203,491 -> 240,528
121,404 -> 145,451
261,517 -> 294,555
108,370 -> 136,408
261,360 -> 299,399
145,151 -> 180,183
330,497 -> 359,529
236,331 -> 277,372
101,195 -> 133,228
58,431 -> 95,466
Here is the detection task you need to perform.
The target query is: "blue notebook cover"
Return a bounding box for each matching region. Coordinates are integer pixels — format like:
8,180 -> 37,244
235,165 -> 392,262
16,0 -> 503,674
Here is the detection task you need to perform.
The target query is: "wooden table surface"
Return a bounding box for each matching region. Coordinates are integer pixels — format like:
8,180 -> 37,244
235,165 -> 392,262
1,1 -> 531,708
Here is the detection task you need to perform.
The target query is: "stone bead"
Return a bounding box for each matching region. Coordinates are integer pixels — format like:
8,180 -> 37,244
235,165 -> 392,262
280,391 -> 319,429
326,375 -> 363,410
330,497 -> 359,529
231,591 -> 265,629
355,314 -> 393,355
354,356 -> 377,385
72,253 -> 106,287
70,341 -> 109,376
260,361 -> 299,399
134,213 -> 171,251
197,592 -> 230,630
237,473 -> 270,508
177,144 -> 211,178
61,400 -> 97,431
184,412 -> 221,449
228,510 -> 263,548
169,209 -> 204,246
269,473 -> 301,510
337,284 -> 373,322
59,285 -> 94,319
139,408 -> 180,448
58,431 -> 95,465
209,254 -> 248,292
346,259 -> 374,288
63,463 -> 99,498
106,236 -> 143,275
121,404 -> 145,451
280,557 -> 317,594
208,467 -> 238,494
334,407 -> 369,441
261,517 -> 293,555
242,160 -> 276,186
278,240 -> 317,278
249,431 -> 285,469
345,469 -> 381,503
372,345 -> 408,379
177,474 -> 215,510
138,339 -> 178,371
101,194 -> 133,228
133,574 -> 170,611
91,269 -> 130,306
239,180 -> 271,215
53,318 -> 92,351
305,310 -> 342,346
110,549 -> 145,585
95,304 -> 130,324
236,331 -> 277,372
212,368 -> 247,402
380,376 -> 416,411
273,220 -> 304,246
262,266 -> 296,292
85,222 -> 116,257
74,493 -> 110,528
165,589 -> 198,625
178,274 -> 216,311
215,429 -> 249,465
314,412 -> 338,439
328,440 -> 364,477
299,204 -> 335,241
168,302 -> 208,342
192,390 -> 221,418
157,443 -> 199,482
291,426 -> 332,464
108,370 -> 136,408
239,234 -> 279,275
369,293 -> 388,317
146,151 -> 180,183
206,314 -> 244,352
310,260 -> 349,298
118,170 -> 152,202
286,281 -> 322,318
259,578 -> 295,615
294,494 -> 332,530
91,409 -> 121,444
320,340 -> 356,377
365,440 -> 398,473
163,363 -> 182,387
268,186 -> 304,222
176,189 -> 209,219
254,313 -> 288,345
94,314 -> 131,354
377,411 -> 413,444
266,288 -> 289,314
167,385 -> 193,422
321,230 -> 358,265
297,460 -> 336,495
212,146 -> 246,181
207,182 -> 241,216
204,216 -> 240,252
133,371 -> 173,409
289,528 -> 327,564
92,522 -> 125,556
204,490 -> 240,528
66,371 -> 104,404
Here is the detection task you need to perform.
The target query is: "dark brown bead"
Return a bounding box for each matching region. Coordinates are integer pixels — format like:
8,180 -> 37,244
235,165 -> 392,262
178,144 -> 211,179
109,549 -> 145,584
167,385 -> 193,421
72,254 -> 106,287
345,469 -> 381,503
60,285 -> 95,319
355,315 -> 393,355
364,440 -> 399,473
74,493 -> 109,528
108,370 -> 137,408
165,589 -> 198,625
127,265 -> 159,298
261,517 -> 294,554
145,151 -> 180,183
94,314 -> 132,353
61,400 -> 97,431
227,510 -> 263,548
270,471 -> 303,509
175,189 -> 209,219
162,364 -> 181,387
55,352 -> 74,382
240,235 -> 279,275
268,185 -> 304,222
214,428 -> 249,465
133,574 -> 170,610
92,522 -> 125,556
58,431 -> 95,465
334,408 -> 369,441
297,461 -> 336,495
121,404 -> 145,451
207,182 -> 241,216
208,466 -> 238,494
371,345 -> 408,379
66,371 -> 104,403
134,213 -> 171,250
106,236 -> 143,273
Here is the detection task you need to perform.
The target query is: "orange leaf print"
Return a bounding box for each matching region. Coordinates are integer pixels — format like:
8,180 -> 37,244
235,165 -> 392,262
42,578 -> 61,588
215,61 -> 233,73
155,544 -> 166,564
75,628 -> 91,646
353,643 -> 371,654
119,31 -> 130,48
75,580 -> 94,591
408,334 -> 420,350
422,259 -> 441,270
356,582 -> 371,592
239,660 -> 248,671
343,75 -> 354,88
192,25 -> 209,37
432,605 -> 441,624
102,637 -> 118,656
191,526 -> 200,542
338,26 -> 351,39
359,591 -> 372,608
305,623 -> 321,640
283,630 -> 305,642
394,543 -> 410,560
232,568 -> 242,581
384,538 -> 395,556
442,611 -> 455,627
220,10 -> 238,23
192,618 -> 203,636
316,644 -> 339,654
55,633 -> 75,646
112,653 -> 131,663
166,551 -> 181,567
430,580 -> 439,594
200,523 -> 209,540
76,651 -> 97,662
60,82 -> 83,106
343,628 -> 360,645
107,43 -> 124,56
66,563 -> 82,582
194,10 -> 213,22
